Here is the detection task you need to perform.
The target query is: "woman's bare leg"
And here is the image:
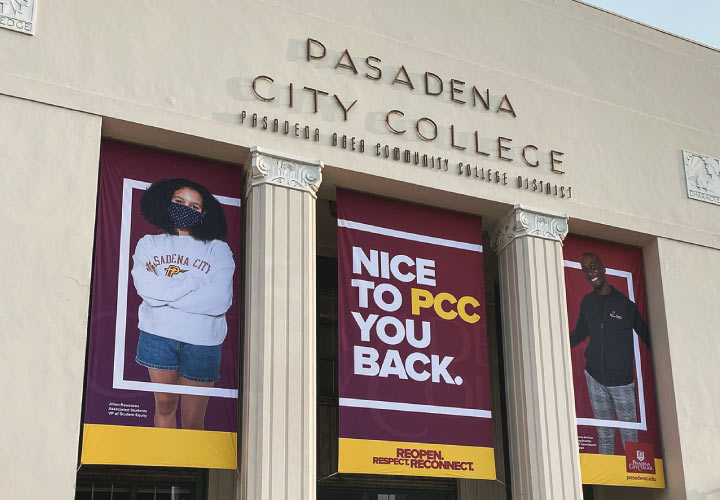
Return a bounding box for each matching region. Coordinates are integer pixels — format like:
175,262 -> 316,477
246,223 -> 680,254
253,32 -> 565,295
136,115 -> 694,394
179,376 -> 214,430
148,368 -> 180,428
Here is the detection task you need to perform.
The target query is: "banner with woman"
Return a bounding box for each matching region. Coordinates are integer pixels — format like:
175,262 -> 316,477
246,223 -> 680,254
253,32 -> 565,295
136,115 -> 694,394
80,140 -> 242,469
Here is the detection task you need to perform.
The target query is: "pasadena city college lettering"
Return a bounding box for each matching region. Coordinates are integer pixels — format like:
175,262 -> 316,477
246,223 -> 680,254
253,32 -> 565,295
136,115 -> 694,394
241,37 -> 574,199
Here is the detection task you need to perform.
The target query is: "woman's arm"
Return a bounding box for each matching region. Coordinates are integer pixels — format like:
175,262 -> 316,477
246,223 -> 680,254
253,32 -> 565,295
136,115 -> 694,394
131,235 -> 199,306
168,242 -> 235,315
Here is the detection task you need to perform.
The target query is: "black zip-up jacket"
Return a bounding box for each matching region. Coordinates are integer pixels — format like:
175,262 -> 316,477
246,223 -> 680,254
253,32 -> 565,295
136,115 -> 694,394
570,287 -> 650,387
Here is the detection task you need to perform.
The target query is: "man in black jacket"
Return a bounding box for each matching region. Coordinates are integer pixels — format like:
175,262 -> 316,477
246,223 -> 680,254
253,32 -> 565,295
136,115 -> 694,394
570,253 -> 650,455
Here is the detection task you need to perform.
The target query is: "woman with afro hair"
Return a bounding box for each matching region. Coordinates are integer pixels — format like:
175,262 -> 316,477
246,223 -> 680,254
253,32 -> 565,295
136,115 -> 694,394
131,178 -> 235,430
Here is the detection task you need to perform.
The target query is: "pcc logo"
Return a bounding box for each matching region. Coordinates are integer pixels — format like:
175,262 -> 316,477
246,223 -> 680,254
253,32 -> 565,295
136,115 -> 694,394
164,265 -> 188,278
625,442 -> 656,474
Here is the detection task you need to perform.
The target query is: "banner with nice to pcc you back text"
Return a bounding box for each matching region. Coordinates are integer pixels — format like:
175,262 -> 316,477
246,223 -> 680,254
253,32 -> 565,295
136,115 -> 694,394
336,189 -> 495,479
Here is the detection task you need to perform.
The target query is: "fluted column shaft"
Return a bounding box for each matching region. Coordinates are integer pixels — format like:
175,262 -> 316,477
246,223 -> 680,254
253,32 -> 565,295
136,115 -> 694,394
239,147 -> 323,500
491,205 -> 582,500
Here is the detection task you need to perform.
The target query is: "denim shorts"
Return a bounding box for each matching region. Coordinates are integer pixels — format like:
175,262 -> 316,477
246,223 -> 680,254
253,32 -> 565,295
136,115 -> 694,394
135,330 -> 222,383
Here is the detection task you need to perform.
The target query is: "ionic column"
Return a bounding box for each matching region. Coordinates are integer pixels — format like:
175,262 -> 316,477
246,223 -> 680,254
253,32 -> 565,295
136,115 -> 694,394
490,205 -> 582,500
239,147 -> 323,500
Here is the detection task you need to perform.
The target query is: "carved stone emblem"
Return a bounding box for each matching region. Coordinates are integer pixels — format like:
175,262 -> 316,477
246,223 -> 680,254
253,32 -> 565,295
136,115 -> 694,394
0,0 -> 36,35
245,146 -> 323,198
683,150 -> 720,206
491,204 -> 568,254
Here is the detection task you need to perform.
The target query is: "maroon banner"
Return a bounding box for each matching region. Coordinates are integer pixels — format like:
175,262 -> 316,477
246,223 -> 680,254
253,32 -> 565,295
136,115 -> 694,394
336,189 -> 495,479
564,235 -> 664,487
80,140 -> 242,468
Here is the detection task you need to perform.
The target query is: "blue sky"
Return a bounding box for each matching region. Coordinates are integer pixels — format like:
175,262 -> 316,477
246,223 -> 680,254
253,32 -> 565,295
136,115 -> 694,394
583,0 -> 720,50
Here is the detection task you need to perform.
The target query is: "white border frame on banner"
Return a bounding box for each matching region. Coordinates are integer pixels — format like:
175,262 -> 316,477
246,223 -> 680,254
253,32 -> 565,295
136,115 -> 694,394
337,218 -> 492,420
112,178 -> 241,398
564,260 -> 647,431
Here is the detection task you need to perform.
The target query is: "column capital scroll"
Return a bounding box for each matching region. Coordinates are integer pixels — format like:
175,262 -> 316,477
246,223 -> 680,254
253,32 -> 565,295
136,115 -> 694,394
244,146 -> 323,198
491,204 -> 569,254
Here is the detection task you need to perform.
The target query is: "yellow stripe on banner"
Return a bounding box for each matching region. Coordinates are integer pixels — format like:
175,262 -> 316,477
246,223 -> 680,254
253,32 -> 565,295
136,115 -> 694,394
580,453 -> 665,488
81,424 -> 237,469
338,438 -> 495,479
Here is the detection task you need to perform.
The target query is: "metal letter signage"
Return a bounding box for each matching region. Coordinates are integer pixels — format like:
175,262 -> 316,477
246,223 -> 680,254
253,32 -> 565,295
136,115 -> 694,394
0,0 -> 37,35
683,150 -> 720,206
336,189 -> 495,479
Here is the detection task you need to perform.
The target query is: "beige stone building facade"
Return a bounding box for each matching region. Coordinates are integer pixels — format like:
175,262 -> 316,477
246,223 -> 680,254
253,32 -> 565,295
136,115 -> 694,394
1,1 -> 719,499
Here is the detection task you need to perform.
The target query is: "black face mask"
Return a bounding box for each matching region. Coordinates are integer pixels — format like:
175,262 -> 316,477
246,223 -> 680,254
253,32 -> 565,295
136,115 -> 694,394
168,202 -> 203,229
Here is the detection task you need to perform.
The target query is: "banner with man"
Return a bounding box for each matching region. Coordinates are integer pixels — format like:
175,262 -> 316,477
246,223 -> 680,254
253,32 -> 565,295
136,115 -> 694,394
564,235 -> 664,488
336,189 -> 495,479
